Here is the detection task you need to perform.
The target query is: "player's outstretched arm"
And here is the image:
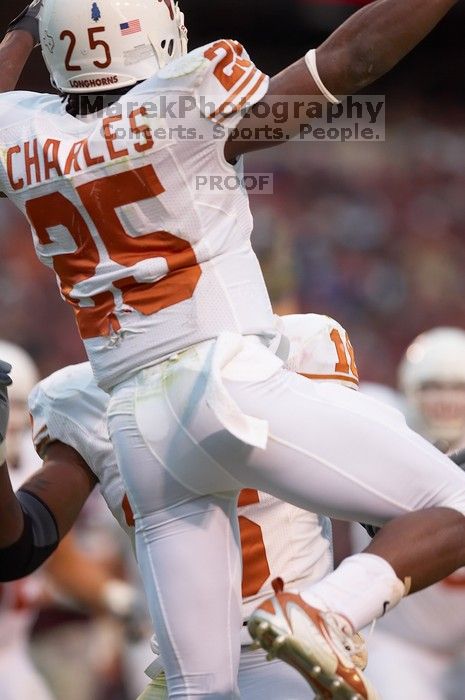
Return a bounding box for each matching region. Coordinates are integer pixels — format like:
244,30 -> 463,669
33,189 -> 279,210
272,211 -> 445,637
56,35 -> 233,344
226,0 -> 458,159
0,31 -> 35,93
0,437 -> 98,581
0,0 -> 41,93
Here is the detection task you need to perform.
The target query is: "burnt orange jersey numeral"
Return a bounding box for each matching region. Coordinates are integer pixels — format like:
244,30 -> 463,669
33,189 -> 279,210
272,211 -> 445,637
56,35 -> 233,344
26,165 -> 201,339
204,40 -> 251,91
330,328 -> 359,379
238,489 -> 271,598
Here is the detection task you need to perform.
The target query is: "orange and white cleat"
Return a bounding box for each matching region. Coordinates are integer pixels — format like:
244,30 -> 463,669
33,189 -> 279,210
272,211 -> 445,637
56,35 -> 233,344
247,578 -> 378,700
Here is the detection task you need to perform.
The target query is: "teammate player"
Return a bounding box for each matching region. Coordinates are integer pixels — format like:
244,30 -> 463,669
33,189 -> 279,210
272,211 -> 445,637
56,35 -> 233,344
0,340 -> 149,700
1,1 -> 465,697
0,314 -> 357,699
357,329 -> 465,700
0,341 -> 53,700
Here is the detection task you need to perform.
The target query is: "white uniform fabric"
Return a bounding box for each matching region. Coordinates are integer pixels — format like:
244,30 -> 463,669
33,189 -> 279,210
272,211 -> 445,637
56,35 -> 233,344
0,41 -> 274,390
103,322 -> 465,697
139,648 -> 314,700
28,313 -> 352,698
29,362 -> 134,540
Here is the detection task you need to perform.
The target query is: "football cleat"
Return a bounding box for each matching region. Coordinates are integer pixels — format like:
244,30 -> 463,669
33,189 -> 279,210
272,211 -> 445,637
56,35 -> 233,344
247,578 -> 379,700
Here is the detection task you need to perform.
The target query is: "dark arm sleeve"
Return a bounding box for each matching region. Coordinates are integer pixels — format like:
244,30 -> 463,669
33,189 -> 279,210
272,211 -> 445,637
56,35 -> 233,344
0,489 -> 59,581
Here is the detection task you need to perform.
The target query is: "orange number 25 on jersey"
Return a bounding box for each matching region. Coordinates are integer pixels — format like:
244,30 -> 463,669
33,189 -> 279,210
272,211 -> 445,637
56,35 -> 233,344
26,164 -> 201,339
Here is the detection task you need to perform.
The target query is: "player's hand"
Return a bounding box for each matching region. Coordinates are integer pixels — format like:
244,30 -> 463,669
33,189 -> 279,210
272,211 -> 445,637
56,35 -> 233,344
0,360 -> 12,461
6,0 -> 43,47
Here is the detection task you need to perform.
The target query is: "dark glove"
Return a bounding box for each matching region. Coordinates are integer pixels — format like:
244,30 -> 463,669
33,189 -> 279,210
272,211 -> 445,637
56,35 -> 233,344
0,360 -> 11,451
6,0 -> 42,47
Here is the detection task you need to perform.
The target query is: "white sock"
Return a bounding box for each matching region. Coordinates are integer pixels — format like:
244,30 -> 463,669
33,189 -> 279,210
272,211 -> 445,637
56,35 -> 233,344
300,553 -> 407,631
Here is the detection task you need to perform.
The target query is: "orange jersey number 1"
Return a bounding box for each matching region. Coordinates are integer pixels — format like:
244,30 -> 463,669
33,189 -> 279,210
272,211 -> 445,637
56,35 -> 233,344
329,328 -> 359,380
26,164 -> 201,339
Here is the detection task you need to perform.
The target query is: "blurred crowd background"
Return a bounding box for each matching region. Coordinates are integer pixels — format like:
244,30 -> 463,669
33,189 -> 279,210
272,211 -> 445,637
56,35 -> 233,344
1,1 -> 465,698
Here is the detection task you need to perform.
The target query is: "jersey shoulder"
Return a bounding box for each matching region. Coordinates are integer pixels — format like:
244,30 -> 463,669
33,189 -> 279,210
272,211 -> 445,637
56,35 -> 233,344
0,90 -> 60,127
147,39 -> 269,126
279,313 -> 359,389
28,362 -> 109,459
31,362 -> 98,403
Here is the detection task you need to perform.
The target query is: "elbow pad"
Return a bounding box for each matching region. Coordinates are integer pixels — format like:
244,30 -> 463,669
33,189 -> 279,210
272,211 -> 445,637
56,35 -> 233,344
0,490 -> 59,581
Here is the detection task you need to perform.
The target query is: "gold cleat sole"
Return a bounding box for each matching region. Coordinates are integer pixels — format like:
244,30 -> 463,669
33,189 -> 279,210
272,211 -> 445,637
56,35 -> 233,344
248,618 -> 366,700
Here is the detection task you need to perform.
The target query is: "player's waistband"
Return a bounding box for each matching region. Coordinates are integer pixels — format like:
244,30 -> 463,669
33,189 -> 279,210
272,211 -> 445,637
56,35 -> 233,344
108,332 -> 284,449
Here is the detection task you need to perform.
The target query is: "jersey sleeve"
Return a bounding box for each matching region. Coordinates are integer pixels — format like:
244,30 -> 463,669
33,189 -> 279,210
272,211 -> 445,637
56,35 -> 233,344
280,313 -> 360,389
194,39 -> 269,129
28,384 -> 54,458
28,369 -> 102,471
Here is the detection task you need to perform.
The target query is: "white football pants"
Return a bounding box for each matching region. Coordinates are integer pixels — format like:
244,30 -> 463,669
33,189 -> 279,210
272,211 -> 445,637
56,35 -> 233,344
137,647 -> 314,699
107,335 -> 465,699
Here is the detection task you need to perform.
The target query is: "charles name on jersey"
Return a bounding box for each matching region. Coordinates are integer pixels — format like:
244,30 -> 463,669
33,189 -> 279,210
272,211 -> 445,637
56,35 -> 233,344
5,106 -> 156,190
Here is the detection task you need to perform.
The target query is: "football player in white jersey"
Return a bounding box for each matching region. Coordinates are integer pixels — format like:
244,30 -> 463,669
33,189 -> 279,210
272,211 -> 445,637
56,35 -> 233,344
0,342 -> 53,700
0,340 -> 150,700
0,314 -> 355,699
358,328 -> 465,700
399,328 -> 465,455
2,1 -> 465,697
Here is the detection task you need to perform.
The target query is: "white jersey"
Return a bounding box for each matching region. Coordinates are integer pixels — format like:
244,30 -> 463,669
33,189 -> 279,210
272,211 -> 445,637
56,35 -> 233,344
28,362 -> 133,540
28,314 -> 356,624
0,41 -> 274,390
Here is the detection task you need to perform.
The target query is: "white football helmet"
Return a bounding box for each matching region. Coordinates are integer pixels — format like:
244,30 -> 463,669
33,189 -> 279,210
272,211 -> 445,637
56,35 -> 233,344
39,0 -> 188,94
398,327 -> 465,451
0,341 -> 39,464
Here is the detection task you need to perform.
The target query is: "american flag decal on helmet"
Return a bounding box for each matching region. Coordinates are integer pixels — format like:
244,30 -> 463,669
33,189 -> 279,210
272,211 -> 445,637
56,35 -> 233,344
120,19 -> 142,36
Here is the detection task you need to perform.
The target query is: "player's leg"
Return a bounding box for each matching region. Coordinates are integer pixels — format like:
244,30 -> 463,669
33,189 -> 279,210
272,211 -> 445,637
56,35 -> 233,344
108,384 -> 243,699
119,340 -> 465,615
135,647 -> 315,700
108,340 -> 465,698
134,495 -> 242,698
238,644 -> 315,699
145,340 -> 465,697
